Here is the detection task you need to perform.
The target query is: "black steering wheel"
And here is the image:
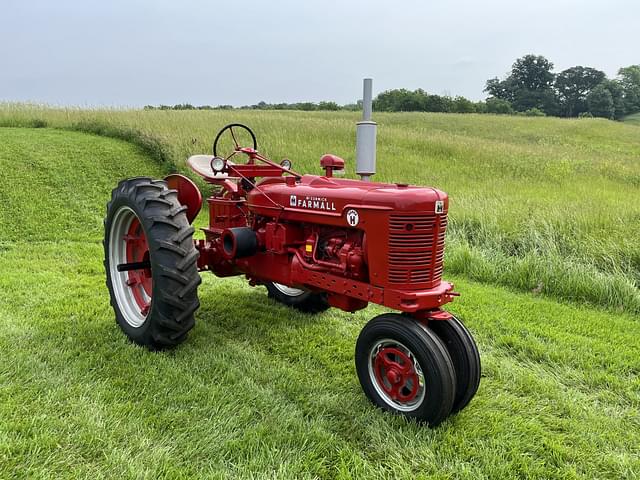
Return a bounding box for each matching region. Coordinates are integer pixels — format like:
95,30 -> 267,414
212,123 -> 258,158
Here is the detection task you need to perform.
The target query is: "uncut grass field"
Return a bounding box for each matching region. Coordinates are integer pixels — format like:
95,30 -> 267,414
0,108 -> 639,479
625,112 -> 640,126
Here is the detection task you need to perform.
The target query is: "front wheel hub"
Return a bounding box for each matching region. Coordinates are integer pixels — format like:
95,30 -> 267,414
368,340 -> 426,411
386,368 -> 402,385
124,219 -> 152,315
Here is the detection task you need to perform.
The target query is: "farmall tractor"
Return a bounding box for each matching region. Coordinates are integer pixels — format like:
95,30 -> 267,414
104,81 -> 480,426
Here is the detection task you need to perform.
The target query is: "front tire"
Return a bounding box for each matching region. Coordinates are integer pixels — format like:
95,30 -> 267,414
104,177 -> 201,349
355,313 -> 456,426
265,282 -> 329,313
429,317 -> 481,413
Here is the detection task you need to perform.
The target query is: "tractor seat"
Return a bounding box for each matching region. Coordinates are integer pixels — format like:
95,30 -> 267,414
187,155 -> 235,180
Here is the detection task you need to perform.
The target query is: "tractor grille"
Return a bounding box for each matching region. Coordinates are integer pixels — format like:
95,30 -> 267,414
388,214 -> 447,286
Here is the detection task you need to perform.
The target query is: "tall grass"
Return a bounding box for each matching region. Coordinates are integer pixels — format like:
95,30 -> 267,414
1,104 -> 639,313
624,112 -> 640,126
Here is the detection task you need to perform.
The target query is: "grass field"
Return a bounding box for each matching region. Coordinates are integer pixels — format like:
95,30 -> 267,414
0,115 -> 639,478
1,105 -> 639,315
625,112 -> 640,126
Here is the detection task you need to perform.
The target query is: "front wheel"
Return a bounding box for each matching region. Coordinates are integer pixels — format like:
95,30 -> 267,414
265,282 -> 329,313
355,313 -> 456,426
104,177 -> 201,349
429,316 -> 481,414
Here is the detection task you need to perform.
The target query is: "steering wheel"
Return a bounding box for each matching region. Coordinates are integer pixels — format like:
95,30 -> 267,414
212,123 -> 258,158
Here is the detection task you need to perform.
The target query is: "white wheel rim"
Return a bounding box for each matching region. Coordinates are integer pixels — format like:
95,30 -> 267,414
272,282 -> 306,297
108,206 -> 150,328
368,338 -> 426,412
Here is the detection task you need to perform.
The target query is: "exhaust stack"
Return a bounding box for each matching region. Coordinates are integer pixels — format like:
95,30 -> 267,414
356,78 -> 377,181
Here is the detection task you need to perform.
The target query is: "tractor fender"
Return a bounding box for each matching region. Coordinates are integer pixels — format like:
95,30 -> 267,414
164,174 -> 202,224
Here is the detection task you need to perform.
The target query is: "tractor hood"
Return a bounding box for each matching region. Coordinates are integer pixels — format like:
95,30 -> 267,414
247,175 -> 448,227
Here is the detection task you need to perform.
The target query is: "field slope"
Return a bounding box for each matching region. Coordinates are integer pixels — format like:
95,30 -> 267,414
625,112 -> 640,126
2,107 -> 639,314
0,127 -> 639,479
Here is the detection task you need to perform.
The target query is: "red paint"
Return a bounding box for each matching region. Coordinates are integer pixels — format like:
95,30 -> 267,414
320,154 -> 345,177
165,174 -> 202,224
179,142 -> 456,318
124,218 -> 151,315
425,309 -> 454,321
373,347 -> 419,403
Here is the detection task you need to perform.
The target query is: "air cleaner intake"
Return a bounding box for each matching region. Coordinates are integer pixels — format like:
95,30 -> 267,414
221,227 -> 258,259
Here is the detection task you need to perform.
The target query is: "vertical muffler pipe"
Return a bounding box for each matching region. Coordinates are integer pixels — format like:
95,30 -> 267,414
356,78 -> 377,181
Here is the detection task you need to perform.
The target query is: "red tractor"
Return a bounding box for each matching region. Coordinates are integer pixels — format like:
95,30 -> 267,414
104,123 -> 480,426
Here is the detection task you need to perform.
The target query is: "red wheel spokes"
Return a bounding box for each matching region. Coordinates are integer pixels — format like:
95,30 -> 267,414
124,218 -> 152,316
374,347 -> 420,402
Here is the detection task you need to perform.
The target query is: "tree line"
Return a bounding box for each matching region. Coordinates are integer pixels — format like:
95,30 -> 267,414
144,55 -> 640,119
484,55 -> 640,119
144,101 -> 361,112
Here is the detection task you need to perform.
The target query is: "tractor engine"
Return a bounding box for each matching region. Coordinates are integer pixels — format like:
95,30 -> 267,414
261,222 -> 367,281
199,174 -> 451,313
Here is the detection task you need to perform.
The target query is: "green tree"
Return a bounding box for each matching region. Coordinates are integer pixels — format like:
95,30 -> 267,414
512,88 -> 559,115
424,94 -> 453,112
555,66 -> 606,117
587,84 -> 614,118
485,54 -> 558,114
295,102 -> 317,111
373,89 -> 420,111
600,79 -> 626,119
317,101 -> 340,111
522,107 -> 546,117
373,89 -> 465,113
485,98 -> 514,114
618,65 -> 640,114
484,77 -> 517,103
511,55 -> 555,91
451,96 -> 476,113
473,101 -> 488,113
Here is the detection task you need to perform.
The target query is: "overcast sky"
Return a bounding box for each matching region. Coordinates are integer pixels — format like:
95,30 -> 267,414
1,0 -> 638,107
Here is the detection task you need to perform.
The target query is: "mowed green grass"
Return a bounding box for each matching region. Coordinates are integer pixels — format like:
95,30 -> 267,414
1,106 -> 639,314
0,128 -> 639,479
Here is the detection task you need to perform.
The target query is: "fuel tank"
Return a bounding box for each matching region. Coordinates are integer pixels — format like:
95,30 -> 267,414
247,175 -> 449,290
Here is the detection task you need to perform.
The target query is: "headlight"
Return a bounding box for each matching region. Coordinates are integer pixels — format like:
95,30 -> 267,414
211,156 -> 226,172
280,158 -> 292,170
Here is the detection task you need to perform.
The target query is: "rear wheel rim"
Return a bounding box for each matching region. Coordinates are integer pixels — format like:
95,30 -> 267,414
109,206 -> 152,327
368,338 -> 426,411
272,282 -> 305,297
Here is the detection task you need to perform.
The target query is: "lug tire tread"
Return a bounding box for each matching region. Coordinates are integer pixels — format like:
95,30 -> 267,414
104,177 -> 201,349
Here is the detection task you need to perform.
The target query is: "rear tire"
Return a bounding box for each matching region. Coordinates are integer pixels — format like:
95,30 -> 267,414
265,282 -> 329,313
428,317 -> 481,413
355,313 -> 456,426
104,177 -> 201,349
